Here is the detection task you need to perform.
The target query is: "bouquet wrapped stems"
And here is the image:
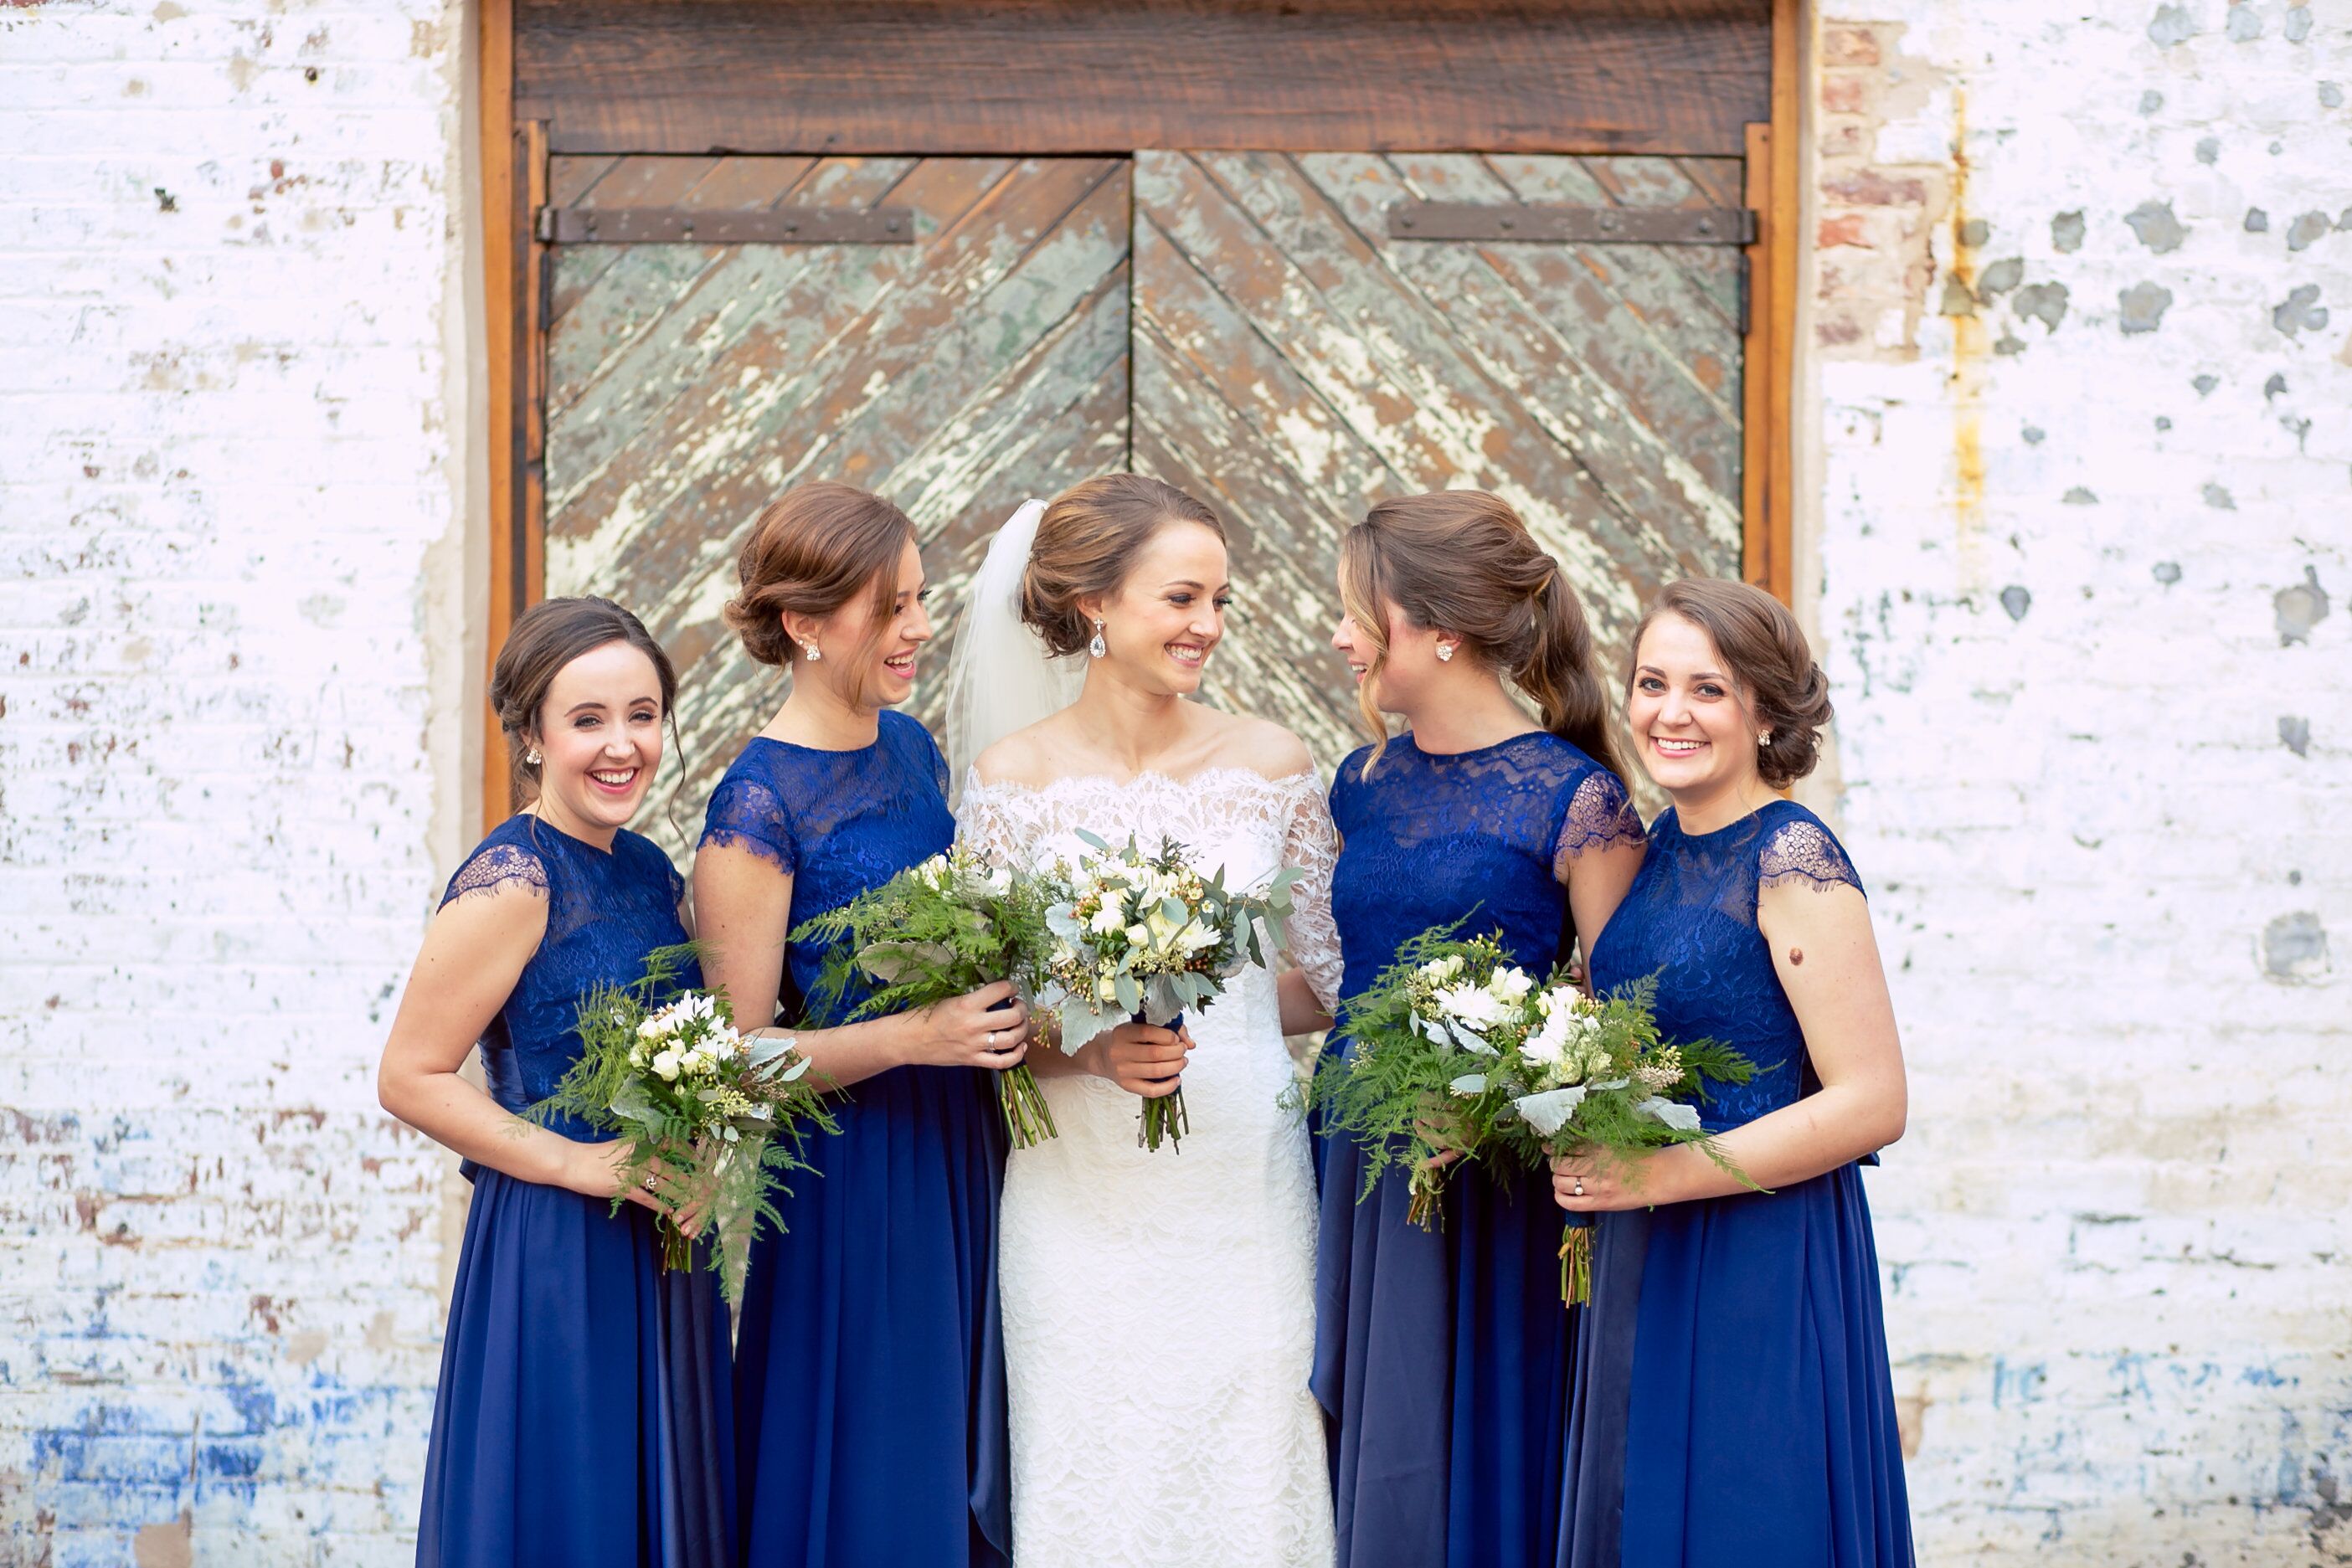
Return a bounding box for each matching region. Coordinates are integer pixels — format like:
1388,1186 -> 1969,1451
1559,1212 -> 1594,1308
996,1009 -> 1058,1147
1135,1010 -> 1190,1154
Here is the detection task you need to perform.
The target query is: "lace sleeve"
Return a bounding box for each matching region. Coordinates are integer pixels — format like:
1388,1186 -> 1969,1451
698,774 -> 798,876
1551,769 -> 1646,881
1759,816 -> 1865,896
1275,772 -> 1345,1014
440,841 -> 548,909
954,770 -> 1032,869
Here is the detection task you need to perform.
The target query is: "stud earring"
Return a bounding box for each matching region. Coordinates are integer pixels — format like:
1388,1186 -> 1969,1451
1435,642 -> 1455,663
524,748 -> 541,766
1758,730 -> 1772,746
802,640 -> 821,662
1089,619 -> 1108,660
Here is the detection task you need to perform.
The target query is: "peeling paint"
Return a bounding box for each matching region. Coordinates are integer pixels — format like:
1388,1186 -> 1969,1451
2125,200 -> 2187,254
2118,281 -> 2173,334
2274,566 -> 2331,645
2260,912 -> 2329,981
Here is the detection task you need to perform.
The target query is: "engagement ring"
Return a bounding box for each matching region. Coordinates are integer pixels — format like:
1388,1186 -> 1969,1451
1572,1178 -> 1586,1196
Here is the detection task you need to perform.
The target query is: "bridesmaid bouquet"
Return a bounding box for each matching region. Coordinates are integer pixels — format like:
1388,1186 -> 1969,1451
1032,830 -> 1300,1153
533,944 -> 836,1304
1484,977 -> 1760,1304
1298,928 -> 1535,1228
797,846 -> 1061,1148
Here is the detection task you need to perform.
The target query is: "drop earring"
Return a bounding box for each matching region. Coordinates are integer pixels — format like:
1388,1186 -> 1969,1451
525,748 -> 541,766
1089,619 -> 1107,659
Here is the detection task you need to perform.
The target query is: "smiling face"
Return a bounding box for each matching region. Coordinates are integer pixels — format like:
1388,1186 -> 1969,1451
1331,570 -> 1456,717
529,638 -> 666,839
1085,520 -> 1229,696
1626,610 -> 1762,800
790,537 -> 933,711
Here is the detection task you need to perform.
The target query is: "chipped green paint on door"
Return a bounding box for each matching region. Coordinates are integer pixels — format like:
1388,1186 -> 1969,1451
1132,151 -> 1745,774
543,155 -> 1130,852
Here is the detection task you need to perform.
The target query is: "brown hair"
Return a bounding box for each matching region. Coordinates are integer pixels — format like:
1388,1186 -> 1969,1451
1019,474 -> 1227,657
1340,490 -> 1622,781
491,596 -> 680,811
1628,578 -> 1831,789
722,482 -> 917,695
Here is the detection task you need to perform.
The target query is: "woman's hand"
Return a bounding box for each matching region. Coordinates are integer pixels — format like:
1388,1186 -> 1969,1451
1413,1089 -> 1470,1172
562,1137 -> 708,1224
900,980 -> 1032,1072
1079,1020 -> 1192,1098
1551,1148 -> 1688,1214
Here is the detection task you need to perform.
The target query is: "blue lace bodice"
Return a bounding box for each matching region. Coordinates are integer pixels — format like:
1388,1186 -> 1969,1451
440,815 -> 693,1140
1329,731 -> 1645,1011
697,709 -> 955,1026
1588,799 -> 1864,1134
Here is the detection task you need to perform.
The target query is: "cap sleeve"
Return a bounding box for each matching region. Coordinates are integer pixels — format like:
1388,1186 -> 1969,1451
1758,813 -> 1865,897
699,771 -> 799,877
440,835 -> 549,909
1551,768 -> 1646,881
1274,769 -> 1345,1015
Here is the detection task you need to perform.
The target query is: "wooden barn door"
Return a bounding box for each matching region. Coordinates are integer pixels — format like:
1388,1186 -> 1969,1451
540,154 -> 1130,851
1131,151 -> 1747,771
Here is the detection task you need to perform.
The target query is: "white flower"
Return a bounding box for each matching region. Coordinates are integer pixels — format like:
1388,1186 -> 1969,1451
636,1016 -> 666,1041
1090,902 -> 1126,937
1094,976 -> 1123,1005
1125,923 -> 1153,949
1487,966 -> 1535,1005
1434,982 -> 1509,1029
1418,954 -> 1465,984
1519,1009 -> 1571,1068
651,1049 -> 682,1082
627,1045 -> 646,1069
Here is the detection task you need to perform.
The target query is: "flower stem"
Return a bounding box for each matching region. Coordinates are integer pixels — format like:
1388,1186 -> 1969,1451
1558,1218 -> 1593,1307
999,1063 -> 1058,1149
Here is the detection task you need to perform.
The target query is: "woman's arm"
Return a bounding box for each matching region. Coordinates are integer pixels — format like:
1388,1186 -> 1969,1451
377,885 -> 668,1208
694,840 -> 1030,1088
1553,878 -> 1905,1210
1563,837 -> 1643,982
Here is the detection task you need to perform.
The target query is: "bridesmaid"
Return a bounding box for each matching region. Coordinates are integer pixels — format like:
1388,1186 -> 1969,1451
1556,578 -> 1912,1566
694,482 -> 1028,1568
1296,491 -> 1647,1568
379,597 -> 733,1568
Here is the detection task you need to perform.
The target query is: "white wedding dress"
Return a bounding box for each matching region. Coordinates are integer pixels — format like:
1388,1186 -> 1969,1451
960,764 -> 1344,1568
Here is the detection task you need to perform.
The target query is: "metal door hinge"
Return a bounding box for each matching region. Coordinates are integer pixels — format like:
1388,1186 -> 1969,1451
1387,203 -> 1758,245
535,206 -> 918,245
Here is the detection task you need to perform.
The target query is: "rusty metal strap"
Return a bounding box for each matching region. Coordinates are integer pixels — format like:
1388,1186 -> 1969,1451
538,206 -> 917,244
1387,203 -> 1756,244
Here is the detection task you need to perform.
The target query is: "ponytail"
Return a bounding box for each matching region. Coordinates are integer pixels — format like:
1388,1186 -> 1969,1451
1521,569 -> 1624,783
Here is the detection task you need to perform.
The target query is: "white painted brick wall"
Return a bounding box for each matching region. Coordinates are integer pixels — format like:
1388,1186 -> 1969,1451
5,1 -> 2349,1563
1807,4 -> 2352,1562
0,3 -> 475,1564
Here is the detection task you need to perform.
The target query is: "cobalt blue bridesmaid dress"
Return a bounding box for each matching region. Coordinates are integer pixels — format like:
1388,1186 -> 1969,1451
704,710 -> 1011,1568
417,815 -> 735,1568
1563,799 -> 1912,1567
1314,731 -> 1644,1568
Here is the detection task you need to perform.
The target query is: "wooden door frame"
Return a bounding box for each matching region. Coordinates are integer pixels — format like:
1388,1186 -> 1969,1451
476,0 -> 1804,827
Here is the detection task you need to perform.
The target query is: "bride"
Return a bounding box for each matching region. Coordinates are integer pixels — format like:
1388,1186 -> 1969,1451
948,475 -> 1343,1567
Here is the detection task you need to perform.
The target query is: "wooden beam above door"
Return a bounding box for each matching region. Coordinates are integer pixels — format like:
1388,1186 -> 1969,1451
517,0 -> 1773,158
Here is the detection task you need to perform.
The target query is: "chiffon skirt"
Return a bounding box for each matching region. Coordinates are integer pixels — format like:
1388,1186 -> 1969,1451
1312,1113 -> 1572,1568
1559,1164 -> 1914,1567
417,1166 -> 735,1568
732,1063 -> 1011,1567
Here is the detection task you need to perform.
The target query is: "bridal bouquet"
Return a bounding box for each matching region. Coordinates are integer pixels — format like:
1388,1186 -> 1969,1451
1298,928 -> 1535,1228
533,944 -> 836,1303
1033,830 -> 1300,1153
796,846 -> 1061,1148
1303,925 -> 1760,1303
1484,977 -> 1760,1304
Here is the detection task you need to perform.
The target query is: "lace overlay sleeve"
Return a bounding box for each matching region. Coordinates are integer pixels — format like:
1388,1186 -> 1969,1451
1759,816 -> 1865,895
698,774 -> 798,876
1275,771 -> 1345,1014
955,769 -> 1031,869
1551,769 -> 1646,881
440,841 -> 548,908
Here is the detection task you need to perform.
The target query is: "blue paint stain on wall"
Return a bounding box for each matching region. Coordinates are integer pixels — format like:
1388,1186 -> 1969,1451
1993,1357 -> 2048,1408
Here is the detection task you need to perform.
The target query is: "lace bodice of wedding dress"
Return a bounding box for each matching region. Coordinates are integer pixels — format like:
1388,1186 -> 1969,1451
960,765 -> 1342,1568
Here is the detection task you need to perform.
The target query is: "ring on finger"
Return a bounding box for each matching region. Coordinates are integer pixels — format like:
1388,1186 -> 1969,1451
644,1175 -> 658,1192
1572,1178 -> 1586,1197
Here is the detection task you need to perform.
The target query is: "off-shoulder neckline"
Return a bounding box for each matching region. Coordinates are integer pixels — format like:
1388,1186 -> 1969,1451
962,763 -> 1319,798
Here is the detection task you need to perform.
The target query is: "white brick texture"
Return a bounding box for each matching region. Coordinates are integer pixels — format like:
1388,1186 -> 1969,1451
0,3 -> 474,1565
1807,4 -> 2352,1563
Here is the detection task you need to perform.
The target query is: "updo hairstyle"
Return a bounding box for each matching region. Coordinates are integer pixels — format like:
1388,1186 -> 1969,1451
1340,489 -> 1622,780
1629,578 -> 1831,788
722,481 -> 917,674
1018,474 -> 1226,657
490,595 -> 678,810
